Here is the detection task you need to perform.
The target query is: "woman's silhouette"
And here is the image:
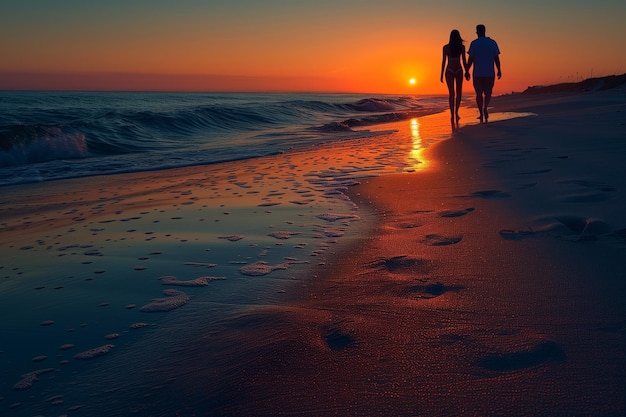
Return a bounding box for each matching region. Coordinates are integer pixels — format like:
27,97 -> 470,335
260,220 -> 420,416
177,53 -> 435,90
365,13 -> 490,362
440,30 -> 469,125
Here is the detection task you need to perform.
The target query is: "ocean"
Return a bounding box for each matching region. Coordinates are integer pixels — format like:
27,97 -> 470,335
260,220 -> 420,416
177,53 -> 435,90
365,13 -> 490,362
0,92 -> 448,187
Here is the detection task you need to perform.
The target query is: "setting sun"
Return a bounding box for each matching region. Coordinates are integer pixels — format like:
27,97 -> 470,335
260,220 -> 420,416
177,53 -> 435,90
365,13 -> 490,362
409,78 -> 416,86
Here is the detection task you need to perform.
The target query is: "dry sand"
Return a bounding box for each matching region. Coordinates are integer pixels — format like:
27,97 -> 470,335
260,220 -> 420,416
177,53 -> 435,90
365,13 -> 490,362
1,87 -> 625,416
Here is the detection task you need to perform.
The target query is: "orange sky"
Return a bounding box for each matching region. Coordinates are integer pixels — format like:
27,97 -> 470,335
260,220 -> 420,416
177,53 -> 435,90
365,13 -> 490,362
1,1 -> 625,94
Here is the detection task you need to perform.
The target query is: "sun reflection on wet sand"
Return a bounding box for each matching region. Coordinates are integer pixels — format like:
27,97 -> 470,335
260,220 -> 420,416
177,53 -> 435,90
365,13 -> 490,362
408,118 -> 429,170
388,107 -> 536,172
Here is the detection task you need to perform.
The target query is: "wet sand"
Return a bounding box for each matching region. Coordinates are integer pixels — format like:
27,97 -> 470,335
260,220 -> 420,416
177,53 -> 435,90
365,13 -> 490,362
1,88 -> 625,416
0,108 -> 452,415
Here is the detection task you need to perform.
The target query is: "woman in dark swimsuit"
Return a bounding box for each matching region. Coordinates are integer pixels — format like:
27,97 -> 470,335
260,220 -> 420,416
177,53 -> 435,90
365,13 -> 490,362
440,29 -> 469,125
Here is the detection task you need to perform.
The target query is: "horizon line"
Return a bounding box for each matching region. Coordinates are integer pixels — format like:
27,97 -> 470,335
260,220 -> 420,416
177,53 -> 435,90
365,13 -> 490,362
0,71 -> 402,95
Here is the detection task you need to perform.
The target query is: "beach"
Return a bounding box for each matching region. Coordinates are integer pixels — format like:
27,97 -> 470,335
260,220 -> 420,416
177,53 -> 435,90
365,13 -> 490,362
1,84 -> 625,416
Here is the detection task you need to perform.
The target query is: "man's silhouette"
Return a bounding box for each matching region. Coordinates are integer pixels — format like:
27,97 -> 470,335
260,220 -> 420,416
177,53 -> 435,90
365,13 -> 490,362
466,24 -> 501,122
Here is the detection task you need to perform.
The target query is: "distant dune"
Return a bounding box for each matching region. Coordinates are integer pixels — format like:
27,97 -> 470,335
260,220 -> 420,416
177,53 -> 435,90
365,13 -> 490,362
523,73 -> 626,94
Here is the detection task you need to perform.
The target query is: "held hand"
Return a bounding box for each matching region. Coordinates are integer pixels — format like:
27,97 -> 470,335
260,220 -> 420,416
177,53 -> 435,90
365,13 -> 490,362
465,72 -> 470,81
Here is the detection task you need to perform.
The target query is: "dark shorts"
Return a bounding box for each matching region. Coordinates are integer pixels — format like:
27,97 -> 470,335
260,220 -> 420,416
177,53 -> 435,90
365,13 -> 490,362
473,77 -> 495,96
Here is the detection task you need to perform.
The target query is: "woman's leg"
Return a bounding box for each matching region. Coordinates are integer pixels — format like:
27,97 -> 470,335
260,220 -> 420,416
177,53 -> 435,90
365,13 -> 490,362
454,73 -> 463,119
445,71 -> 456,118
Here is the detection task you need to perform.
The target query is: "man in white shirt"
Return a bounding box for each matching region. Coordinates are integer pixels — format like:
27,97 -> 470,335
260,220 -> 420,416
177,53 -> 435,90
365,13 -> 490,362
466,24 -> 502,122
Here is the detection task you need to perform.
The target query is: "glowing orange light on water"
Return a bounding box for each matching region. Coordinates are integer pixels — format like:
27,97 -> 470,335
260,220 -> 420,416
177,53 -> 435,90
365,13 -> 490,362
408,118 -> 429,170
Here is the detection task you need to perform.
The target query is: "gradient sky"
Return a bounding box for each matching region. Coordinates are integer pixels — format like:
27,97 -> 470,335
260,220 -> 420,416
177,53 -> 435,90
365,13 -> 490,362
1,0 -> 625,94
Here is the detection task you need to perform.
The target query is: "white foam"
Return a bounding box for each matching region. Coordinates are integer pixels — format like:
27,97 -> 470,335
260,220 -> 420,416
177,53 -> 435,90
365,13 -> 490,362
140,289 -> 190,312
12,368 -> 55,391
74,344 -> 115,360
240,261 -> 290,276
159,275 -> 225,286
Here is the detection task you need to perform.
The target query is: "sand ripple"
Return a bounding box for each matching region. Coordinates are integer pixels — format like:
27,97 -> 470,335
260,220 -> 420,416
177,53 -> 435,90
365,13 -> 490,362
419,234 -> 463,246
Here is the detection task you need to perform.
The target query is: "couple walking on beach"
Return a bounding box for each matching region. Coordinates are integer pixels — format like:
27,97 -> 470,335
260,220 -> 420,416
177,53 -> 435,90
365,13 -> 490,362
440,24 -> 501,124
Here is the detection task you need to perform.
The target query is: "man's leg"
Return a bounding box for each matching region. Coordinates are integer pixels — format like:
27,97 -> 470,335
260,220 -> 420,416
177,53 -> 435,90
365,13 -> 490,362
483,77 -> 496,120
473,77 -> 485,121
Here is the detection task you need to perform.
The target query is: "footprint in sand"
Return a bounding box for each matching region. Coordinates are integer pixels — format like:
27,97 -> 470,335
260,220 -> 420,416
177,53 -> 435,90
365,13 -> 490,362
369,255 -> 430,273
499,229 -> 535,240
401,281 -> 464,299
419,234 -> 463,246
500,215 -> 613,242
438,207 -> 475,218
554,215 -> 612,235
323,328 -> 354,351
321,323 -> 354,351
385,221 -> 423,230
476,340 -> 566,371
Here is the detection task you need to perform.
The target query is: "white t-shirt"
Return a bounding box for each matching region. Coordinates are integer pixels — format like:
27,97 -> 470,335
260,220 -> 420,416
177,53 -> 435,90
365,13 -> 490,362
468,37 -> 500,77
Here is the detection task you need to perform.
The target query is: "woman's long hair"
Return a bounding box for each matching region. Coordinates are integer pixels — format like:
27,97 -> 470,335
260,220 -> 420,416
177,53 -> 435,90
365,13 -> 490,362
448,30 -> 464,56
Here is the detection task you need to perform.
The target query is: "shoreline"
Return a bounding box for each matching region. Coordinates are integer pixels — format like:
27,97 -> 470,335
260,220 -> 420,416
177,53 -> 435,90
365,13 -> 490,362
1,87 -> 625,416
0,109 -> 454,415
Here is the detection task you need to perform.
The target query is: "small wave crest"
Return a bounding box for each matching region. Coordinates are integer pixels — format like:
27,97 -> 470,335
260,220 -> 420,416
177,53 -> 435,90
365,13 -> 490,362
0,125 -> 88,167
347,96 -> 427,112
347,98 -> 397,112
313,111 -> 428,133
